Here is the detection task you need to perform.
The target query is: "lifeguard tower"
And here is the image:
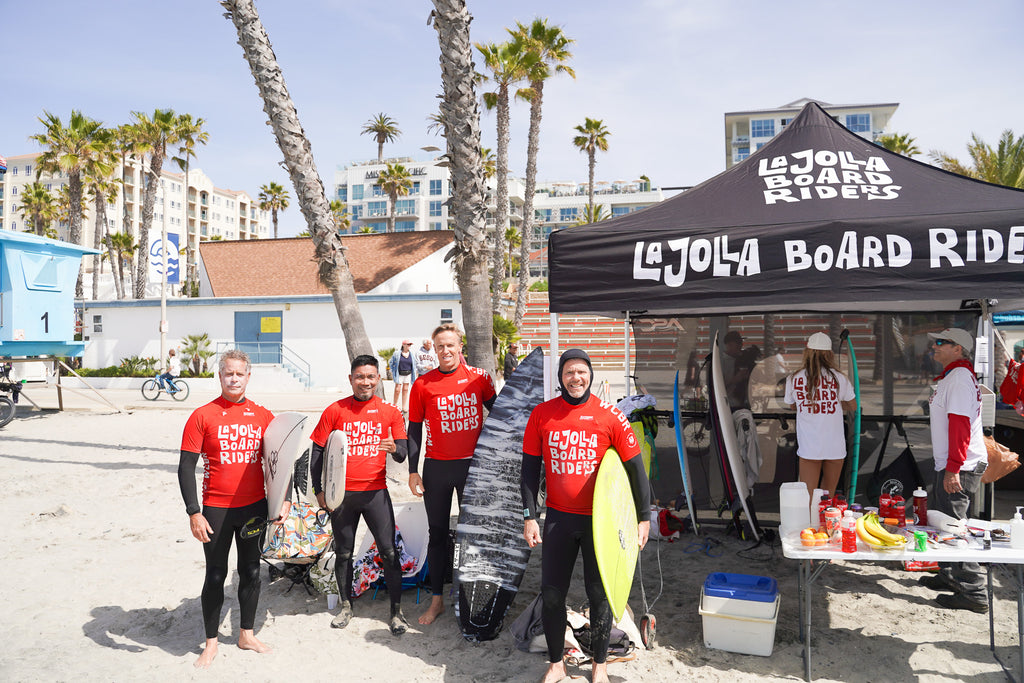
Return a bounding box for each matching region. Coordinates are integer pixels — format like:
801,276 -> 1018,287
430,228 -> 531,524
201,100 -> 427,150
0,230 -> 104,416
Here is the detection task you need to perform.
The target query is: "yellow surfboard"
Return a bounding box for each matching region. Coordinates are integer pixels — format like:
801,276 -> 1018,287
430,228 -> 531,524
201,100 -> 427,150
591,447 -> 639,621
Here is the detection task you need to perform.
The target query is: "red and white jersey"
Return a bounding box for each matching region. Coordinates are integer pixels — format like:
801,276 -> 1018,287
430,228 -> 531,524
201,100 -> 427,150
929,365 -> 986,473
409,364 -> 496,460
784,369 -> 855,461
523,394 -> 640,515
310,395 -> 407,491
181,396 -> 274,508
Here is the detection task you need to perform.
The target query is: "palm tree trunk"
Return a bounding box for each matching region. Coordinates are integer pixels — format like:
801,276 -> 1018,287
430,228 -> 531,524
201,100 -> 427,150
491,85 -> 510,316
431,0 -> 496,376
105,228 -> 124,300
514,80 -> 544,327
69,172 -> 85,297
272,208 -> 278,239
222,0 -> 374,363
92,193 -> 106,299
135,150 -> 165,298
588,149 -> 595,216
388,194 -> 396,233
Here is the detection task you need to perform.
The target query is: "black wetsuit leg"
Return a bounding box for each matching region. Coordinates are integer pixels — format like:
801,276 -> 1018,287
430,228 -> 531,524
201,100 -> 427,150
330,489 -> 402,605
200,498 -> 268,638
540,508 -> 612,665
421,458 -> 471,595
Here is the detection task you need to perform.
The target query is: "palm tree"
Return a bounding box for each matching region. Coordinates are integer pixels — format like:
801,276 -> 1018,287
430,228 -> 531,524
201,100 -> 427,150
258,181 -> 290,238
877,132 -> 920,157
375,163 -> 412,233
356,225 -> 377,234
130,108 -> 182,298
114,123 -> 140,241
930,129 -> 1024,189
109,230 -> 138,298
574,203 -> 608,225
172,114 -> 209,286
361,113 -> 401,162
18,182 -> 57,236
426,110 -> 445,137
509,18 -> 575,327
430,0 -> 496,375
81,127 -> 120,299
222,0 -> 374,364
329,199 -> 351,234
481,147 -> 496,180
476,39 -> 536,315
572,117 -> 610,215
505,224 -> 521,277
30,109 -> 105,297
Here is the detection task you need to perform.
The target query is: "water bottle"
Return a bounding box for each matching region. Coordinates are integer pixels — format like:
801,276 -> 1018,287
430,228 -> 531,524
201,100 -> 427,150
912,487 -> 928,525
841,510 -> 857,553
1012,507 -> 1024,551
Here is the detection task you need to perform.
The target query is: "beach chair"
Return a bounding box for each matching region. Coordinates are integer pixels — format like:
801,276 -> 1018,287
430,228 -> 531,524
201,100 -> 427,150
352,501 -> 430,603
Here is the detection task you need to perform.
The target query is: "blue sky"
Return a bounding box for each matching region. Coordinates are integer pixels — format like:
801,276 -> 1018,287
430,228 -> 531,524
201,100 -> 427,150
2,0 -> 1021,236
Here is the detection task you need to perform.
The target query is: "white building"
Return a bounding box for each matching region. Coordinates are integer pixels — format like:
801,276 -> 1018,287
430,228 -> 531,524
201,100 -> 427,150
724,98 -> 899,168
0,152 -> 269,296
334,157 -> 664,277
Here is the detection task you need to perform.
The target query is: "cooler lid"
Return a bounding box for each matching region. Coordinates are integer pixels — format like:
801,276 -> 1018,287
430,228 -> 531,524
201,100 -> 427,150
703,572 -> 778,602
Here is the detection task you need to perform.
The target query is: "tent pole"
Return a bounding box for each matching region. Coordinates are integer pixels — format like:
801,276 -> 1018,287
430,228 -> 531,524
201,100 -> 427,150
547,312 -> 559,399
624,311 -> 631,396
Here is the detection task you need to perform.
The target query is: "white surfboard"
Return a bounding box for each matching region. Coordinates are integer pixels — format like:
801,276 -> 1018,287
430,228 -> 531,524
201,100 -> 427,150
263,412 -> 310,520
710,333 -> 760,541
322,429 -> 348,510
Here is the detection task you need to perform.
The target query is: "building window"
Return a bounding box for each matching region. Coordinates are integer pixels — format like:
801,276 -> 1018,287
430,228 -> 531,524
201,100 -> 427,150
410,181 -> 420,195
351,184 -> 364,201
429,179 -> 443,196
396,220 -> 416,232
846,113 -> 871,133
337,186 -> 347,201
11,167 -> 17,175
750,119 -> 775,138
396,199 -> 415,215
364,221 -> 385,233
430,221 -> 441,231
366,201 -> 387,217
560,207 -> 578,222
25,165 -> 31,175
429,200 -> 443,217
755,142 -> 767,151
440,308 -> 453,324
11,187 -> 17,196
349,205 -> 363,220
781,117 -> 793,128
736,146 -> 750,161
612,206 -> 631,217
535,208 -> 552,222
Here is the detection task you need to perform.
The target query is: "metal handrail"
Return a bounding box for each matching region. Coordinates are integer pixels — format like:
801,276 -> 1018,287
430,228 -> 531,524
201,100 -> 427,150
214,341 -> 311,388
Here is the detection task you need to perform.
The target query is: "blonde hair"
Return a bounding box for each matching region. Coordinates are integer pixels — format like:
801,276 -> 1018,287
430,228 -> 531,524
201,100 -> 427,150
794,348 -> 840,406
432,323 -> 463,341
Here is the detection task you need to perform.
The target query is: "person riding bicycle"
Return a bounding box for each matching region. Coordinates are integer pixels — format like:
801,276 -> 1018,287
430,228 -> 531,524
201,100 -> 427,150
160,349 -> 181,393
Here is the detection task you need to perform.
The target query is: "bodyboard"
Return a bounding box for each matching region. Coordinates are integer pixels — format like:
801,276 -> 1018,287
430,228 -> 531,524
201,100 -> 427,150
710,335 -> 760,541
263,412 -> 310,520
454,347 -> 545,642
592,447 -> 639,621
673,371 -> 699,534
322,429 -> 348,510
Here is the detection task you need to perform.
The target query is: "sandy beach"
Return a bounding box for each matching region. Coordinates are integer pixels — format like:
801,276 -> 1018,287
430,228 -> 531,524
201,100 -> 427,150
0,388 -> 1020,682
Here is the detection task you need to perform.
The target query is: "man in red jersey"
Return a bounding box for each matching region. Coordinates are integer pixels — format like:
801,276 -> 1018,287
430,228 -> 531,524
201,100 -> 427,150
521,349 -> 650,683
407,323 -> 496,625
177,349 -> 283,669
309,354 -> 410,635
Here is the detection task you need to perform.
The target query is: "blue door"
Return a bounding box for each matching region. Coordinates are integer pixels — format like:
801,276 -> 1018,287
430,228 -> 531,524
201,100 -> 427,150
234,311 -> 283,364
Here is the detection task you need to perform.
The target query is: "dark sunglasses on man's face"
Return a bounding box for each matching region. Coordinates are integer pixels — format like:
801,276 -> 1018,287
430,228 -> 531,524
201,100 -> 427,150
933,339 -> 955,347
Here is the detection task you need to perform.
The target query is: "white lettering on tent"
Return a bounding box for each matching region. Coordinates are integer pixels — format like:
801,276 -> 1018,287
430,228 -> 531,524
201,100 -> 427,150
632,235 -> 761,286
929,227 -> 1024,267
785,233 -> 913,272
759,149 -> 900,204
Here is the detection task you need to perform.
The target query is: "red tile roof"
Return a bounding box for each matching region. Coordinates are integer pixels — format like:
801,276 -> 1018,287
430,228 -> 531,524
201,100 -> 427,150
199,232 -> 453,297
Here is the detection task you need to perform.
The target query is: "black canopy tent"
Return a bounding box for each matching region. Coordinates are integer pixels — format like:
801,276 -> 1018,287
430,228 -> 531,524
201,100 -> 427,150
546,102 -> 1024,516
549,102 -> 1024,317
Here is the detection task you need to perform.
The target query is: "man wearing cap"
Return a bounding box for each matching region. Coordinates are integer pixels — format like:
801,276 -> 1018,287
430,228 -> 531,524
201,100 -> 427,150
919,327 -> 988,613
414,338 -> 438,376
389,340 -> 417,415
521,349 -> 650,683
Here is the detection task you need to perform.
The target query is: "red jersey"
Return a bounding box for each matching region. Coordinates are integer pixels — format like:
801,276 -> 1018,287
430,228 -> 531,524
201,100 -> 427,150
409,364 -> 496,460
181,396 -> 275,509
523,394 -> 640,515
310,395 -> 407,491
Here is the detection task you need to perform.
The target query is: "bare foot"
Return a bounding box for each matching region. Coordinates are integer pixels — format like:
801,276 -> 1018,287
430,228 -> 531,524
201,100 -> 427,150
238,629 -> 272,654
539,661 -> 568,683
591,662 -> 610,683
194,638 -> 218,669
418,596 -> 445,625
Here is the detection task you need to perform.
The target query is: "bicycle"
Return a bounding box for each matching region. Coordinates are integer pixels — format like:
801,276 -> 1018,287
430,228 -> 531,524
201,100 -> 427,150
0,366 -> 20,427
141,374 -> 190,401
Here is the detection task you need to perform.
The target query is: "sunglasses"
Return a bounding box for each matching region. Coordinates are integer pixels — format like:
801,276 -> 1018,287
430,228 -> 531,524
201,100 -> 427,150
933,339 -> 956,347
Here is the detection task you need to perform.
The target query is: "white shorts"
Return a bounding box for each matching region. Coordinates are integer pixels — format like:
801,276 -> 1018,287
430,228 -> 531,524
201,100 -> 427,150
396,374 -> 412,385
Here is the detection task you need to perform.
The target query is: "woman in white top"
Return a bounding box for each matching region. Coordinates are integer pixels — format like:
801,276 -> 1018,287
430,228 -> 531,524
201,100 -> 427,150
784,332 -> 857,496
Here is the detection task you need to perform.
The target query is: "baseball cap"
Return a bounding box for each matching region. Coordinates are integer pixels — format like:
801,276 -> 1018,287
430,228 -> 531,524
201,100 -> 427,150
402,339 -> 413,345
806,332 -> 832,351
928,328 -> 974,352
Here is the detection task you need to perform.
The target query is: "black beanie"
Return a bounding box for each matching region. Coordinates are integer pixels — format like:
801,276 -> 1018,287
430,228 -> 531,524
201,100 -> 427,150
557,348 -> 593,405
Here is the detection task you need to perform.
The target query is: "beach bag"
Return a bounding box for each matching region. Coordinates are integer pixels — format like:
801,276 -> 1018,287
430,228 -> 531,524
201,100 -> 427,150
1000,359 -> 1024,417
261,502 -> 332,563
982,435 -> 1021,484
867,444 -> 924,501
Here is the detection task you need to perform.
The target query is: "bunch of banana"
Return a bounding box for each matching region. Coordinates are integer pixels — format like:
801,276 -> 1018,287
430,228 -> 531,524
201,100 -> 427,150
855,512 -> 908,550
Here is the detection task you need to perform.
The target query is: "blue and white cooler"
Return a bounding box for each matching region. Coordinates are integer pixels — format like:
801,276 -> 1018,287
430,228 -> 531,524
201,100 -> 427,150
699,572 -> 780,656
